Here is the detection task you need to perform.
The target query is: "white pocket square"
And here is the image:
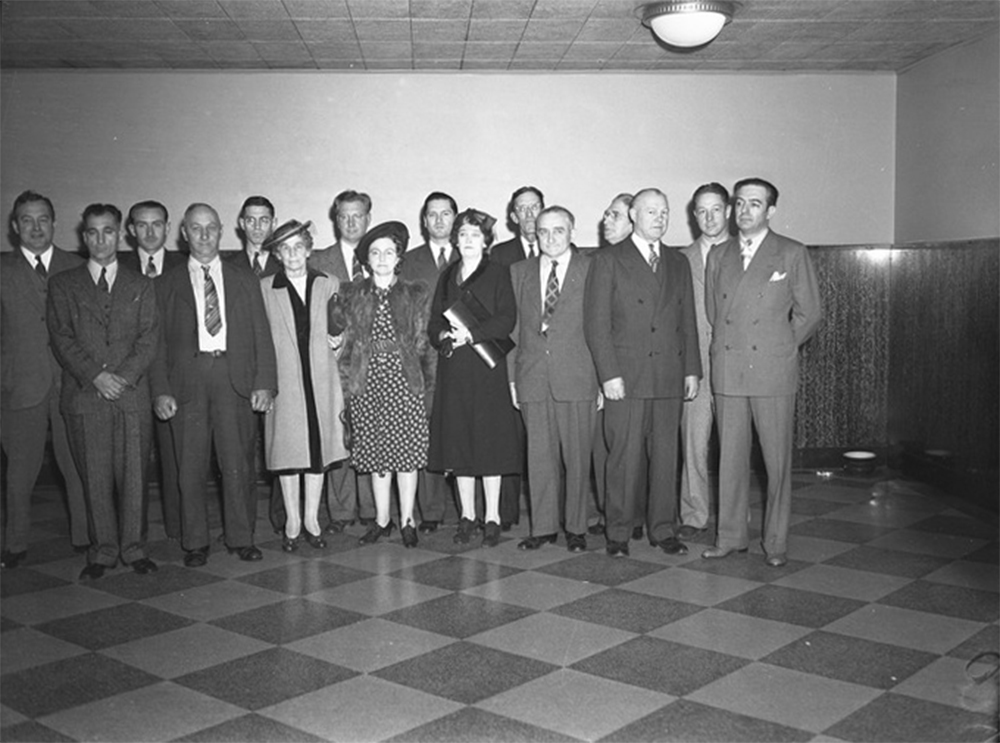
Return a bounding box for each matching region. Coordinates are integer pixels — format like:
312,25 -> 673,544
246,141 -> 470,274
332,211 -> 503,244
769,271 -> 787,282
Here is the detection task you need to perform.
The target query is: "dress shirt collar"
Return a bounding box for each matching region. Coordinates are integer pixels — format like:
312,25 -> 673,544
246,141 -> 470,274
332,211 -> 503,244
631,233 -> 660,262
429,240 -> 452,263
87,258 -> 118,290
520,235 -> 537,259
189,255 -> 222,275
21,245 -> 54,271
138,248 -> 164,275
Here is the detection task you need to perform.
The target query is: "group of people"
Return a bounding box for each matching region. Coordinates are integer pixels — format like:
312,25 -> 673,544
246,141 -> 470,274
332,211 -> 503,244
0,178 -> 822,580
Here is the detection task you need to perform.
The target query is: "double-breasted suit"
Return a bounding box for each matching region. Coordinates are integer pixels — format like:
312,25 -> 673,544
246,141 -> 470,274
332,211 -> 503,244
47,263 -> 159,567
1,248 -> 88,555
222,248 -> 282,278
584,235 -> 702,545
705,230 -> 823,556
150,259 -> 277,553
509,250 -> 599,537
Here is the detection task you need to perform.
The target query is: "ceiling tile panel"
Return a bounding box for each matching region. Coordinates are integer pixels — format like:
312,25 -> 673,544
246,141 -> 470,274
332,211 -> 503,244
2,1 -> 100,18
410,0 -> 473,19
463,41 -> 518,58
353,19 -> 411,41
347,0 -> 410,19
411,19 -> 469,41
237,20 -> 302,41
576,17 -> 642,42
296,20 -> 357,42
413,41 -> 466,57
89,1 -> 169,18
530,0 -> 599,19
174,18 -> 245,41
521,18 -> 587,41
218,0 -> 289,19
514,41 -> 571,59
306,41 -> 362,58
467,19 -> 527,41
414,58 -> 463,68
154,0 -> 227,19
3,20 -> 77,41
360,41 -> 412,58
471,0 -> 535,20
283,0 -> 350,18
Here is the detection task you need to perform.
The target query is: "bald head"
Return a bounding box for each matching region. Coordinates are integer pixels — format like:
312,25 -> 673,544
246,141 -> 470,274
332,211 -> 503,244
630,188 -> 669,243
182,202 -> 222,263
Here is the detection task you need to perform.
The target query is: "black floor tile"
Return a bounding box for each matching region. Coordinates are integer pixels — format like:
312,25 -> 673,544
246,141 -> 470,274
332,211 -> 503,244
961,541 -> 1000,565
144,537 -> 187,564
946,625 -> 1000,660
715,585 -> 867,628
788,519 -> 895,543
1,614 -> 23,632
0,653 -> 160,718
390,555 -> 522,591
0,720 -> 77,742
175,713 -> 328,742
209,597 -> 366,645
90,563 -> 224,601
571,636 -> 748,697
0,569 -> 69,599
599,699 -> 813,743
10,536 -> 82,565
824,692 -> 998,743
679,555 -> 808,583
550,588 -> 704,634
174,647 -> 357,710
790,498 -> 850,516
235,560 -> 372,595
534,552 -> 666,587
877,581 -> 1000,623
386,706 -> 581,743
762,630 -> 938,689
374,641 -> 557,705
824,546 -> 951,579
907,514 -> 999,540
381,592 -> 536,639
35,602 -> 194,650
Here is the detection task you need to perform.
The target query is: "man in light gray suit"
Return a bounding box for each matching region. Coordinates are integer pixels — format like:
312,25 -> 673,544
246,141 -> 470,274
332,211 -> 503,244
703,178 -> 823,567
678,183 -> 731,539
509,207 -> 600,553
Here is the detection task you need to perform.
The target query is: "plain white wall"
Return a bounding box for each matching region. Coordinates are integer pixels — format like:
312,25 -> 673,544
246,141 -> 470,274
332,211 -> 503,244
895,32 -> 1000,243
0,70 -> 896,251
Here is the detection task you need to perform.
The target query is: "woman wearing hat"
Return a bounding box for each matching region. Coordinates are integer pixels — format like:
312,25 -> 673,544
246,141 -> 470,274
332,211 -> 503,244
260,219 -> 348,551
329,221 -> 434,548
427,209 -> 521,547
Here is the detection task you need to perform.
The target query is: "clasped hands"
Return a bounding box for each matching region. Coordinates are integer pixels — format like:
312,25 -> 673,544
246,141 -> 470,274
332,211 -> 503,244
153,389 -> 274,421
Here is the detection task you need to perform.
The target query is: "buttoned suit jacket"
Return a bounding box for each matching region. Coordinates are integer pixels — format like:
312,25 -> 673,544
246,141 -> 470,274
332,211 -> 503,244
584,237 -> 702,399
221,249 -> 282,277
400,242 -> 457,296
118,249 -> 187,279
509,251 -> 598,403
149,260 -> 277,403
679,243 -> 713,388
490,236 -> 529,268
705,231 -> 823,397
1,248 -> 84,411
308,241 -> 352,282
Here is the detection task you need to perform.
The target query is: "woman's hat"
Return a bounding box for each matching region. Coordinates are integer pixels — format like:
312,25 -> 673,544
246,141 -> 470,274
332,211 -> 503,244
263,219 -> 312,252
355,220 -> 410,270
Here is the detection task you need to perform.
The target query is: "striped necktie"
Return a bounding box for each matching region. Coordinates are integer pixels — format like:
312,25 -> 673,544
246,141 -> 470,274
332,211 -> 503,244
542,259 -> 560,332
252,253 -> 263,277
648,243 -> 659,274
203,265 -> 222,336
437,246 -> 447,270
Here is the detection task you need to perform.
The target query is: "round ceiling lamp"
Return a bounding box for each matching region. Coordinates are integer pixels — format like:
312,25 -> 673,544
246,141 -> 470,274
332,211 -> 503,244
640,1 -> 739,48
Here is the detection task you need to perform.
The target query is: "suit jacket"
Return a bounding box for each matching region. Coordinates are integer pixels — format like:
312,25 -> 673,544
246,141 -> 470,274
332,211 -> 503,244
680,242 -> 713,387
1,247 -> 84,411
308,241 -> 352,282
221,249 -> 282,277
705,230 -> 823,397
400,242 -> 457,296
149,259 -> 278,403
509,251 -> 598,403
46,263 -> 159,415
584,237 -> 702,399
118,249 -> 186,280
491,236 -> 532,268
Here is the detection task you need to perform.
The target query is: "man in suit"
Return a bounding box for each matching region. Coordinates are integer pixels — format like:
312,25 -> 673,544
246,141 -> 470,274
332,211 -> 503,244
678,183 -> 732,540
400,191 -> 459,533
120,200 -> 186,539
308,190 -> 376,531
1,191 -> 87,568
151,203 -> 277,567
703,178 -> 823,567
509,206 -> 599,553
584,187 -> 701,558
47,203 -> 160,579
226,195 -> 282,278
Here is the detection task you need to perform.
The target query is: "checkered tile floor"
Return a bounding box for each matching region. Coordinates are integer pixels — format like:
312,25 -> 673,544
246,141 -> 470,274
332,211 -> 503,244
2,472 -> 998,742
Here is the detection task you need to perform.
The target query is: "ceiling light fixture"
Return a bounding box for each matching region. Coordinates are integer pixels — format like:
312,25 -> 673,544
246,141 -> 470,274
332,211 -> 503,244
639,1 -> 739,48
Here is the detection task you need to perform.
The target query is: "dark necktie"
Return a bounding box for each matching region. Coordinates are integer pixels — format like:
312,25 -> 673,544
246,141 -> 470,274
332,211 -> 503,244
252,253 -> 263,277
437,246 -> 447,270
146,256 -> 157,278
528,242 -> 536,259
97,267 -> 109,293
203,265 -> 222,336
542,260 -> 560,331
649,243 -> 659,274
34,255 -> 47,279
351,255 -> 363,282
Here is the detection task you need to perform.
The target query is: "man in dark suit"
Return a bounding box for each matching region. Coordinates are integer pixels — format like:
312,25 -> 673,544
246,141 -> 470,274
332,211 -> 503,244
120,200 -> 186,540
584,187 -> 701,557
678,183 -> 731,540
47,203 -> 160,579
1,191 -> 87,568
150,203 -> 277,567
224,195 -> 282,277
308,189 -> 375,531
703,178 -> 823,567
509,206 -> 600,553
400,191 -> 459,533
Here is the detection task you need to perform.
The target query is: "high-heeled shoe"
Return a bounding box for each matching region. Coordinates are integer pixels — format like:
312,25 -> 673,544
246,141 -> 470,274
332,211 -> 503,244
401,524 -> 418,549
282,534 -> 301,552
304,530 -> 327,549
359,521 -> 393,545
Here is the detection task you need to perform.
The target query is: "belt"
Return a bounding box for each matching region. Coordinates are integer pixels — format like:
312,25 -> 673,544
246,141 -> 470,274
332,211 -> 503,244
196,350 -> 226,358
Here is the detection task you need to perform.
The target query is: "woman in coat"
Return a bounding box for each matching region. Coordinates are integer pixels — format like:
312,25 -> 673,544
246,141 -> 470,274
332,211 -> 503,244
427,209 -> 521,547
260,220 -> 348,551
330,221 -> 434,548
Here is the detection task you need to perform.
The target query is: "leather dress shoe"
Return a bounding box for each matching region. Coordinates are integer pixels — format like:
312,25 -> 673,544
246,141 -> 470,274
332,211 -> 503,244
677,525 -> 706,540
303,531 -> 327,549
401,524 -> 419,548
765,553 -> 788,568
701,546 -> 748,560
606,540 -> 630,557
482,521 -> 501,547
79,562 -> 111,580
418,520 -> 439,534
1,550 -> 28,569
359,521 -> 393,545
587,523 -> 605,536
500,521 -> 513,533
518,534 -> 557,550
325,519 -> 353,534
228,545 -> 263,562
129,557 -> 158,575
632,525 -> 644,540
658,537 -> 689,556
282,534 -> 301,552
566,533 -> 587,553
454,518 -> 476,544
184,546 -> 210,567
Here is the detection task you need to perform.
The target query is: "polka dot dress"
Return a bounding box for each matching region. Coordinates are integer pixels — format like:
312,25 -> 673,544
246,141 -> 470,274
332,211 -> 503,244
350,289 -> 429,474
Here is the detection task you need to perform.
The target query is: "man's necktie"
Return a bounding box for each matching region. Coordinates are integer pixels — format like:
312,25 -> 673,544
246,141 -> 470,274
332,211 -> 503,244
351,255 -> 364,282
146,256 -> 158,278
528,243 -> 537,259
741,238 -> 754,270
252,254 -> 263,277
203,265 -> 222,336
97,267 -> 109,293
542,260 -> 560,331
34,255 -> 47,279
648,243 -> 660,274
437,246 -> 447,270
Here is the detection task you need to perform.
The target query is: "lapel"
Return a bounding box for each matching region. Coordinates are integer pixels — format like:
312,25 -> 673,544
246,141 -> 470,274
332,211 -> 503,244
15,252 -> 49,315
73,264 -> 111,326
221,260 -> 243,329
549,250 -> 584,326
738,232 -> 781,295
621,239 -> 660,303
523,256 -> 543,330
684,244 -> 705,291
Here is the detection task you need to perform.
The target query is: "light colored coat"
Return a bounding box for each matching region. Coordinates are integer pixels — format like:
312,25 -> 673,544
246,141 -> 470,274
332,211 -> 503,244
261,270 -> 348,470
